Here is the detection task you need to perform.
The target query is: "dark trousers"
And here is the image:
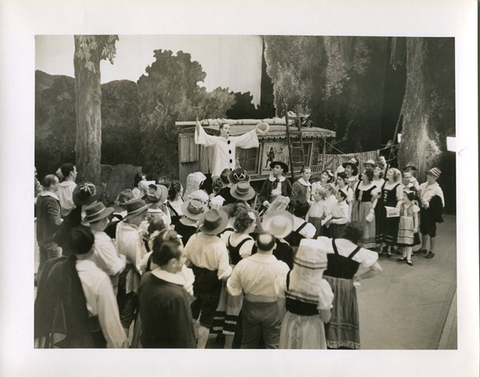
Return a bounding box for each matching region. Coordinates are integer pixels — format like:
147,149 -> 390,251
241,300 -> 281,349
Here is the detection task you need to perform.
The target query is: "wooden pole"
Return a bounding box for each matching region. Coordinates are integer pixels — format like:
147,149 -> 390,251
322,137 -> 326,171
284,102 -> 295,181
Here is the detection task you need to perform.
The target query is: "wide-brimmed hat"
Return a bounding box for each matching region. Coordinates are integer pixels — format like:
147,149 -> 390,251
181,198 -> 207,220
228,168 -> 250,184
262,210 -> 294,239
187,189 -> 209,204
72,182 -> 101,207
198,208 -> 228,236
83,202 -> 114,223
270,161 -> 289,174
427,167 -> 441,179
124,199 -> 152,219
230,181 -> 256,201
342,159 -> 359,176
265,196 -> 290,214
363,159 -> 375,168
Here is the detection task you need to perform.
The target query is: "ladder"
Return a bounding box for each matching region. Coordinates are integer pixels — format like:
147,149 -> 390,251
285,109 -> 306,181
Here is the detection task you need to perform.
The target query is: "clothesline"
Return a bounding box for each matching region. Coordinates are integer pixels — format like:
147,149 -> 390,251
325,141 -> 399,162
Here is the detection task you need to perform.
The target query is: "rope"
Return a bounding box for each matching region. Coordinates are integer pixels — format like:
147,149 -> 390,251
325,141 -> 400,158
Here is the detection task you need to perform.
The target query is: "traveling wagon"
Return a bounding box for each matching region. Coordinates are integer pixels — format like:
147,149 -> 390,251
176,118 -> 336,185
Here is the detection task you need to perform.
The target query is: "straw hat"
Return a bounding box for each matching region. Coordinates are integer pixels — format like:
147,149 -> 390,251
265,196 -> 290,214
262,210 -> 294,239
363,159 -> 375,168
230,181 -> 256,201
82,202 -> 114,223
188,189 -> 209,204
197,209 -> 228,236
181,198 -> 207,220
124,199 -> 152,219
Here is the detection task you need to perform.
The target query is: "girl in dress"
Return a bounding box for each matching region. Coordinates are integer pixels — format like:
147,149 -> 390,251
306,186 -> 327,238
372,164 -> 385,190
396,190 -> 420,266
319,222 -> 382,349
311,169 -> 334,194
377,168 -> 404,256
221,210 -> 256,348
277,239 -> 334,349
166,180 -> 184,227
351,170 -> 377,249
325,188 -> 350,239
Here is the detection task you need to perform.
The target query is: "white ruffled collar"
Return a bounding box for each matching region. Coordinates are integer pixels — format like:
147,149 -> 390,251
39,190 -> 59,201
151,268 -> 185,286
269,174 -> 285,182
298,178 -> 311,187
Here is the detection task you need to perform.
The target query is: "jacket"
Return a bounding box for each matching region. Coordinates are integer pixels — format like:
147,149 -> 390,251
36,192 -> 62,245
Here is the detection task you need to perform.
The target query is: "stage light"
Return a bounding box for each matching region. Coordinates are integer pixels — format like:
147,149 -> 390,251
446,136 -> 456,152
397,133 -> 402,143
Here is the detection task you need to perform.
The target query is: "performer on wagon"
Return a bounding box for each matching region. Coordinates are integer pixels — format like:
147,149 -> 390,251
195,118 -> 268,177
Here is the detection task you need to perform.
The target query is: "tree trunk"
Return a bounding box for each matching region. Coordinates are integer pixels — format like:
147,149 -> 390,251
397,38 -> 454,180
74,36 -> 103,185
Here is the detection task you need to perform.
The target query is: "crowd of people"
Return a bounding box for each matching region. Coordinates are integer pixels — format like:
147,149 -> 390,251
34,153 -> 445,350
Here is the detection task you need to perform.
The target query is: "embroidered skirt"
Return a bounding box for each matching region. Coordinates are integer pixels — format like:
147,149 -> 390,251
351,201 -> 376,248
324,276 -> 360,349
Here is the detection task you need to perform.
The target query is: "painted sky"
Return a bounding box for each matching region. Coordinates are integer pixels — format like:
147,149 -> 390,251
35,35 -> 263,105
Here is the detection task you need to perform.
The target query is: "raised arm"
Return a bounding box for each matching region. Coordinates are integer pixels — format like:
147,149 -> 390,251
195,119 -> 218,147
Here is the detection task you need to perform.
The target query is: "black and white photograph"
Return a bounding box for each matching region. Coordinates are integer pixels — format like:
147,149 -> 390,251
1,0 -> 478,376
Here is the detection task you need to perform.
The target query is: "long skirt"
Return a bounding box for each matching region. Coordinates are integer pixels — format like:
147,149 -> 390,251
377,206 -> 400,245
324,276 -> 360,349
279,311 -> 327,349
351,201 -> 376,248
309,217 -> 325,238
329,223 -> 346,239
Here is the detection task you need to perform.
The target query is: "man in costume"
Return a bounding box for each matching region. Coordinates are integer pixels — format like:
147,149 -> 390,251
57,163 -> 78,217
34,226 -> 129,348
259,161 -> 292,208
227,232 -> 289,349
195,119 -> 266,177
36,174 -> 63,278
418,167 -> 445,259
138,239 -> 196,348
184,208 -> 232,348
83,201 -> 126,294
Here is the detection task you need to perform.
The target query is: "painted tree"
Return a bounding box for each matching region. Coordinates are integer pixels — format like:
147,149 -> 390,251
74,35 -> 118,184
35,73 -> 76,176
137,49 -> 235,179
396,38 -> 455,211
101,80 -> 142,166
264,36 -> 390,153
264,36 -> 327,121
